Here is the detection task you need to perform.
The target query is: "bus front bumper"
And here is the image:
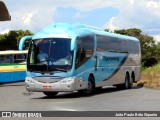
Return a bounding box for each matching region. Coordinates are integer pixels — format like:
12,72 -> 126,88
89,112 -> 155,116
25,77 -> 87,92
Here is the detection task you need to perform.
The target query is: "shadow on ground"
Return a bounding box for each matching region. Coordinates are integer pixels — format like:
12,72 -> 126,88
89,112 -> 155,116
33,85 -> 142,100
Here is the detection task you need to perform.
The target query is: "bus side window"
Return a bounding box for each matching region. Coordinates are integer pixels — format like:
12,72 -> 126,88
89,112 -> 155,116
76,35 -> 94,69
0,55 -> 12,64
14,54 -> 26,63
9,55 -> 14,63
77,45 -> 86,63
0,55 -> 2,64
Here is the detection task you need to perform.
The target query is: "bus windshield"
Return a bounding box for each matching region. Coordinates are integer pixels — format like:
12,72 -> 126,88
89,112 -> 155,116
27,38 -> 72,72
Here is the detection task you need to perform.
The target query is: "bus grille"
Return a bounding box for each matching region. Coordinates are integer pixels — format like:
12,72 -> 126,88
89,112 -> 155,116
34,77 -> 63,83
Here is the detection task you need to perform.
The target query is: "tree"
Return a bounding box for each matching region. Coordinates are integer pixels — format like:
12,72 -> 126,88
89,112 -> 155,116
114,28 -> 142,37
0,30 -> 33,50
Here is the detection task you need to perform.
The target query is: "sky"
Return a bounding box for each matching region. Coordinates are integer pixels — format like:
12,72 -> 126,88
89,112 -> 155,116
0,0 -> 160,41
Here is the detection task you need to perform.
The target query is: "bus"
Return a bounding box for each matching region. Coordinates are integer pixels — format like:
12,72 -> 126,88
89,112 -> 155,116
19,23 -> 141,97
0,50 -> 27,85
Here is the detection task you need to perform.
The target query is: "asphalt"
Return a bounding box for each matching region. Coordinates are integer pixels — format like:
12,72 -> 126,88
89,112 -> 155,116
0,82 -> 160,111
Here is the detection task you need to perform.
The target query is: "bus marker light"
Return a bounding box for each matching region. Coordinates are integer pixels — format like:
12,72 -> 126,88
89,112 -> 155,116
43,86 -> 52,90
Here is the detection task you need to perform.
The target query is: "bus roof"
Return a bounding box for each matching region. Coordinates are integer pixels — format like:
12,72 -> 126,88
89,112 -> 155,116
32,23 -> 139,42
0,50 -> 28,55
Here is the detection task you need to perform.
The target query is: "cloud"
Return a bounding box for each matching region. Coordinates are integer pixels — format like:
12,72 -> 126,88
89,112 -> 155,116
153,35 -> 160,42
105,0 -> 160,34
1,0 -> 160,40
0,0 -> 56,33
22,13 -> 35,26
105,17 -> 118,32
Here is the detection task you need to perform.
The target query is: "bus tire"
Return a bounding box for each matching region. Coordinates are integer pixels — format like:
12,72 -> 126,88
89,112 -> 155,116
79,76 -> 95,96
123,73 -> 130,89
43,92 -> 58,97
129,73 -> 134,89
96,87 -> 102,91
116,73 -> 132,90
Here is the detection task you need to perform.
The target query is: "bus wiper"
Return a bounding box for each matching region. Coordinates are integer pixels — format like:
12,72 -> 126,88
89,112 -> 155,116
29,66 -> 36,72
38,60 -> 48,65
48,68 -> 68,72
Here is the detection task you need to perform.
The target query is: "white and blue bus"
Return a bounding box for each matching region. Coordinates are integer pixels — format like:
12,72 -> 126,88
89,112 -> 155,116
19,23 -> 141,96
0,50 -> 27,85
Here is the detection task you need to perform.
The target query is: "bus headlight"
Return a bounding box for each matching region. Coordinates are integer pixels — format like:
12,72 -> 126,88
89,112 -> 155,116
25,77 -> 35,84
60,77 -> 75,84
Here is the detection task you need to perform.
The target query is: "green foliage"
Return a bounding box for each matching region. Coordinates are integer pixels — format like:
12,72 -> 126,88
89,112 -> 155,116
114,28 -> 142,37
114,28 -> 160,67
0,30 -> 33,50
104,29 -> 110,32
143,57 -> 158,67
137,62 -> 160,88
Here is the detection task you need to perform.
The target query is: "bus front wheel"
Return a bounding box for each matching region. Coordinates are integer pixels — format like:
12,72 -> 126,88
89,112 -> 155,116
79,76 -> 95,96
43,92 -> 58,97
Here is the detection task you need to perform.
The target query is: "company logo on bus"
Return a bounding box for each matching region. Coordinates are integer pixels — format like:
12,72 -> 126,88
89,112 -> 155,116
103,56 -> 119,61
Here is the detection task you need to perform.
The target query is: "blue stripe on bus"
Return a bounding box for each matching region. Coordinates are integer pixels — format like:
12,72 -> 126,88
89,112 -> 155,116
0,71 -> 26,83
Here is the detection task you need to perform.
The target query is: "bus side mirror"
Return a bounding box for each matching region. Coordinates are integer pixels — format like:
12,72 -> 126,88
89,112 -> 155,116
19,36 -> 32,50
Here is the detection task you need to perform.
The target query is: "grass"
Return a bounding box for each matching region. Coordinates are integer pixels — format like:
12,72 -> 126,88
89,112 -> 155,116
137,63 -> 160,89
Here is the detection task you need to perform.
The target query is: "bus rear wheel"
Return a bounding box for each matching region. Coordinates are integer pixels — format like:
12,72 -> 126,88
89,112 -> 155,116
123,73 -> 133,89
79,76 -> 95,96
43,92 -> 58,97
116,73 -> 130,90
129,73 -> 134,89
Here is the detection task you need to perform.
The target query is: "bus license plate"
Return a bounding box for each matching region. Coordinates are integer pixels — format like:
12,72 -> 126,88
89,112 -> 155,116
43,86 -> 52,90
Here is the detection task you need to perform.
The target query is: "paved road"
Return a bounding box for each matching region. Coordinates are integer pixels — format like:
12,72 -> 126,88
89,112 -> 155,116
0,82 -> 160,111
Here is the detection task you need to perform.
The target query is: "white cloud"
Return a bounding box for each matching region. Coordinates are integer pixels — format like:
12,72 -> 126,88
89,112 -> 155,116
105,17 -> 118,32
104,0 -> 160,35
153,35 -> 160,42
0,28 -> 9,34
1,0 -> 160,38
22,13 -> 35,26
0,0 -> 56,33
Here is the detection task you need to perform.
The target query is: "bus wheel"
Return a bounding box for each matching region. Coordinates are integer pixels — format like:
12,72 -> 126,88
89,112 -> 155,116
43,92 -> 58,97
123,73 -> 130,89
0,83 -> 4,86
96,87 -> 102,91
79,76 -> 95,96
129,73 -> 134,89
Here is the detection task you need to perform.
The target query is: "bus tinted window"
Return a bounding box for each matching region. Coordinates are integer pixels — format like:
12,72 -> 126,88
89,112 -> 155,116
119,39 -> 128,52
14,54 -> 26,63
0,55 -> 14,64
97,35 -> 139,54
76,35 -> 94,68
97,35 -> 120,52
133,42 -> 140,54
119,40 -> 140,54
